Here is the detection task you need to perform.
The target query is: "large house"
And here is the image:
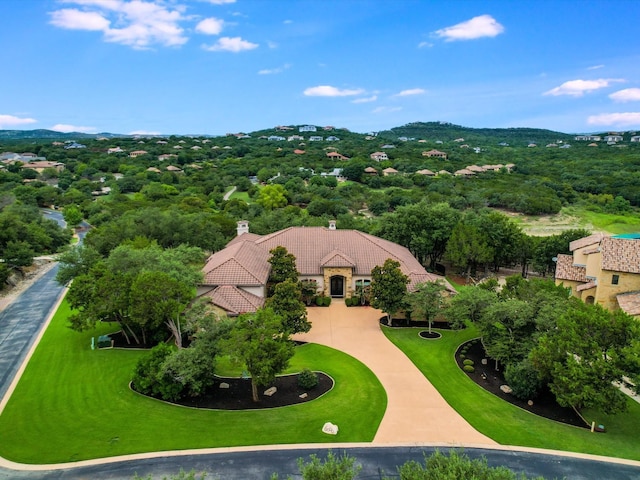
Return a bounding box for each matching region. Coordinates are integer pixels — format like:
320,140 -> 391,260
555,233 -> 640,316
199,221 -> 452,316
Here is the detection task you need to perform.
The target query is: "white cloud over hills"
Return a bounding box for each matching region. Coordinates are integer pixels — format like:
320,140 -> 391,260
544,78 -> 624,97
304,86 -> 365,97
433,15 -> 504,41
587,112 -> 640,127
0,114 -> 37,128
609,88 -> 640,103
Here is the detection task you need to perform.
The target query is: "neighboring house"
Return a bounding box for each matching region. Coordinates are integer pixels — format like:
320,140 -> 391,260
64,143 -> 86,149
454,168 -> 474,176
382,167 -> 398,176
555,233 -> 640,316
166,165 -> 183,172
146,167 -> 161,173
326,136 -> 340,141
415,169 -> 436,176
422,149 -> 447,159
380,144 -> 395,149
631,136 -> 640,143
604,135 -> 623,143
21,161 -> 65,173
370,152 -> 388,161
364,166 -> 378,175
268,136 -> 285,141
199,221 -> 453,316
107,147 -> 124,154
294,149 -> 306,155
158,154 -> 178,161
466,165 -> 485,173
287,135 -> 304,142
129,150 -> 148,158
326,152 -> 349,161
309,136 -> 324,141
299,125 -> 317,132
575,135 -> 601,141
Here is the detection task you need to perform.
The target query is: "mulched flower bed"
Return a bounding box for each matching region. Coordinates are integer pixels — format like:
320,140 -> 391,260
173,373 -> 334,410
457,339 -> 587,428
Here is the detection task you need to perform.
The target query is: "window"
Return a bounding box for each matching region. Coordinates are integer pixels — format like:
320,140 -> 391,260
612,274 -> 620,285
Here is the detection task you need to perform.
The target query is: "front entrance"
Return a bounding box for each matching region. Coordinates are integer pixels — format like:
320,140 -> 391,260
330,275 -> 345,297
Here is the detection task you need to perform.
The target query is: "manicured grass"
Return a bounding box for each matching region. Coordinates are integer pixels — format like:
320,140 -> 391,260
566,206 -> 640,234
0,300 -> 386,464
383,325 -> 640,461
228,190 -> 251,202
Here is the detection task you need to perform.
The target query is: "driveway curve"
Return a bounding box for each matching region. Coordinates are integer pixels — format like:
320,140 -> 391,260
294,301 -> 496,446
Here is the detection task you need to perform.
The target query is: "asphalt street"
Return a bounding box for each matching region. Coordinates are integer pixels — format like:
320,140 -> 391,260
1,446 -> 640,479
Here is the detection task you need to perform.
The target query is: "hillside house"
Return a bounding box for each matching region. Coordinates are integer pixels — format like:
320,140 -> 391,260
422,149 -> 448,159
604,135 -> 623,143
364,167 -> 378,176
415,169 -> 436,176
129,150 -> 148,158
631,136 -> 640,143
21,161 -> 65,173
199,221 -> 453,316
326,152 -> 349,161
299,125 -> 317,132
382,167 -> 398,176
370,152 -> 388,161
555,233 -> 640,316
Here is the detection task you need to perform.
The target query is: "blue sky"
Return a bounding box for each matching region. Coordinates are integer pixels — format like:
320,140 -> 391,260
1,0 -> 639,135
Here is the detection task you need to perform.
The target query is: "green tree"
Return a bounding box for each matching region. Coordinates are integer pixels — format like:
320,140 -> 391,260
444,286 -> 498,329
55,245 -> 102,285
445,222 -> 494,278
62,205 -> 83,228
257,184 -> 288,210
267,246 -> 299,296
2,240 -> 34,268
404,281 -> 447,334
226,308 -> 295,402
266,279 -> 310,334
370,259 -> 409,324
531,304 -> 640,422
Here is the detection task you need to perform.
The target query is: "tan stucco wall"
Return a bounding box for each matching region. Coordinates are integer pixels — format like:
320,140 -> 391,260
585,251 -> 602,278
594,270 -> 640,310
555,280 -> 584,299
322,267 -> 353,297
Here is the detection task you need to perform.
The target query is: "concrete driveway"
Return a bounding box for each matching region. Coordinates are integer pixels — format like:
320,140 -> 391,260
294,300 -> 496,446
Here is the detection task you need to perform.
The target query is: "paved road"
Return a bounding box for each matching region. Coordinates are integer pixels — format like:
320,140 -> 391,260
0,264 -> 65,402
1,446 -> 640,479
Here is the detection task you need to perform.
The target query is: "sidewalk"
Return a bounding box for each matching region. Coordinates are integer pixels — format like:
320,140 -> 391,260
294,300 -> 495,445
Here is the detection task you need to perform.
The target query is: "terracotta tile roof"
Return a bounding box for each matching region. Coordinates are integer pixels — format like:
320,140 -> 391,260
600,237 -> 640,274
226,232 -> 261,247
576,281 -> 597,292
616,291 -> 640,316
569,233 -> 605,252
203,286 -> 264,315
202,240 -> 270,286
320,250 -> 356,268
415,169 -> 435,175
555,254 -> 587,282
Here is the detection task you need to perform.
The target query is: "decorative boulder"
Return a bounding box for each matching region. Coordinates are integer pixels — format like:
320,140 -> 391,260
322,422 -> 339,435
264,386 -> 277,397
299,393 -> 308,399
527,400 -> 534,406
219,382 -> 230,389
500,385 -> 513,394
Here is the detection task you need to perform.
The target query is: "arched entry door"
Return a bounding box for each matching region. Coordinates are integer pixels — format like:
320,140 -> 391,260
330,275 -> 345,297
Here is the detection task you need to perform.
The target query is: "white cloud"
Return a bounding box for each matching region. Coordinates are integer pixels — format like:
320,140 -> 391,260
352,95 -> 378,104
303,85 -> 365,97
49,1 -> 188,49
394,88 -> 426,97
372,106 -> 402,114
201,0 -> 236,4
50,124 -> 97,133
258,63 -> 291,75
609,88 -> 640,103
203,36 -> 258,52
129,129 -> 162,135
49,8 -> 110,30
543,78 -> 624,97
433,15 -> 504,41
0,114 -> 38,128
196,17 -> 224,35
587,64 -> 605,70
418,41 -> 433,48
587,112 -> 640,127
283,19 -> 293,25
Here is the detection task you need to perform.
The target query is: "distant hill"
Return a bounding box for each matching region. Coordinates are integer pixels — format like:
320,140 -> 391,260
377,122 -> 574,145
0,129 -> 121,140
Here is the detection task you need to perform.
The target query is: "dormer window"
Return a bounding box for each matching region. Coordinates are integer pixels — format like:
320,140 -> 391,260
612,274 -> 620,285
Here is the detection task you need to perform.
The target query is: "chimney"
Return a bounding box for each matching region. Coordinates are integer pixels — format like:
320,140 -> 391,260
328,220 -> 336,230
237,220 -> 249,236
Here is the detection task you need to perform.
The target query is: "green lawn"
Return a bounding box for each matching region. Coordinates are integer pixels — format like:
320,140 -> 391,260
0,300 -> 386,464
383,325 -> 640,461
565,206 -> 640,234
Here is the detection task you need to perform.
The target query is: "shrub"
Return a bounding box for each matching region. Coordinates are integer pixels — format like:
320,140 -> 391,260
459,354 -> 466,359
131,343 -> 184,401
463,359 -> 474,366
504,359 -> 543,400
345,297 -> 353,307
298,368 -> 319,390
463,365 -> 475,373
323,296 -> 331,306
315,296 -> 324,306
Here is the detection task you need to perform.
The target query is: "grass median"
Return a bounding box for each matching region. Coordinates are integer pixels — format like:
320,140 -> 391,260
383,325 -> 640,461
0,300 -> 386,464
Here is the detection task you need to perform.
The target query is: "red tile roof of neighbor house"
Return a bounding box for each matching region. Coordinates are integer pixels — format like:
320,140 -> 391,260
202,239 -> 270,286
554,254 -> 587,282
616,291 -> 640,316
569,233 -> 606,251
600,237 -> 640,274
